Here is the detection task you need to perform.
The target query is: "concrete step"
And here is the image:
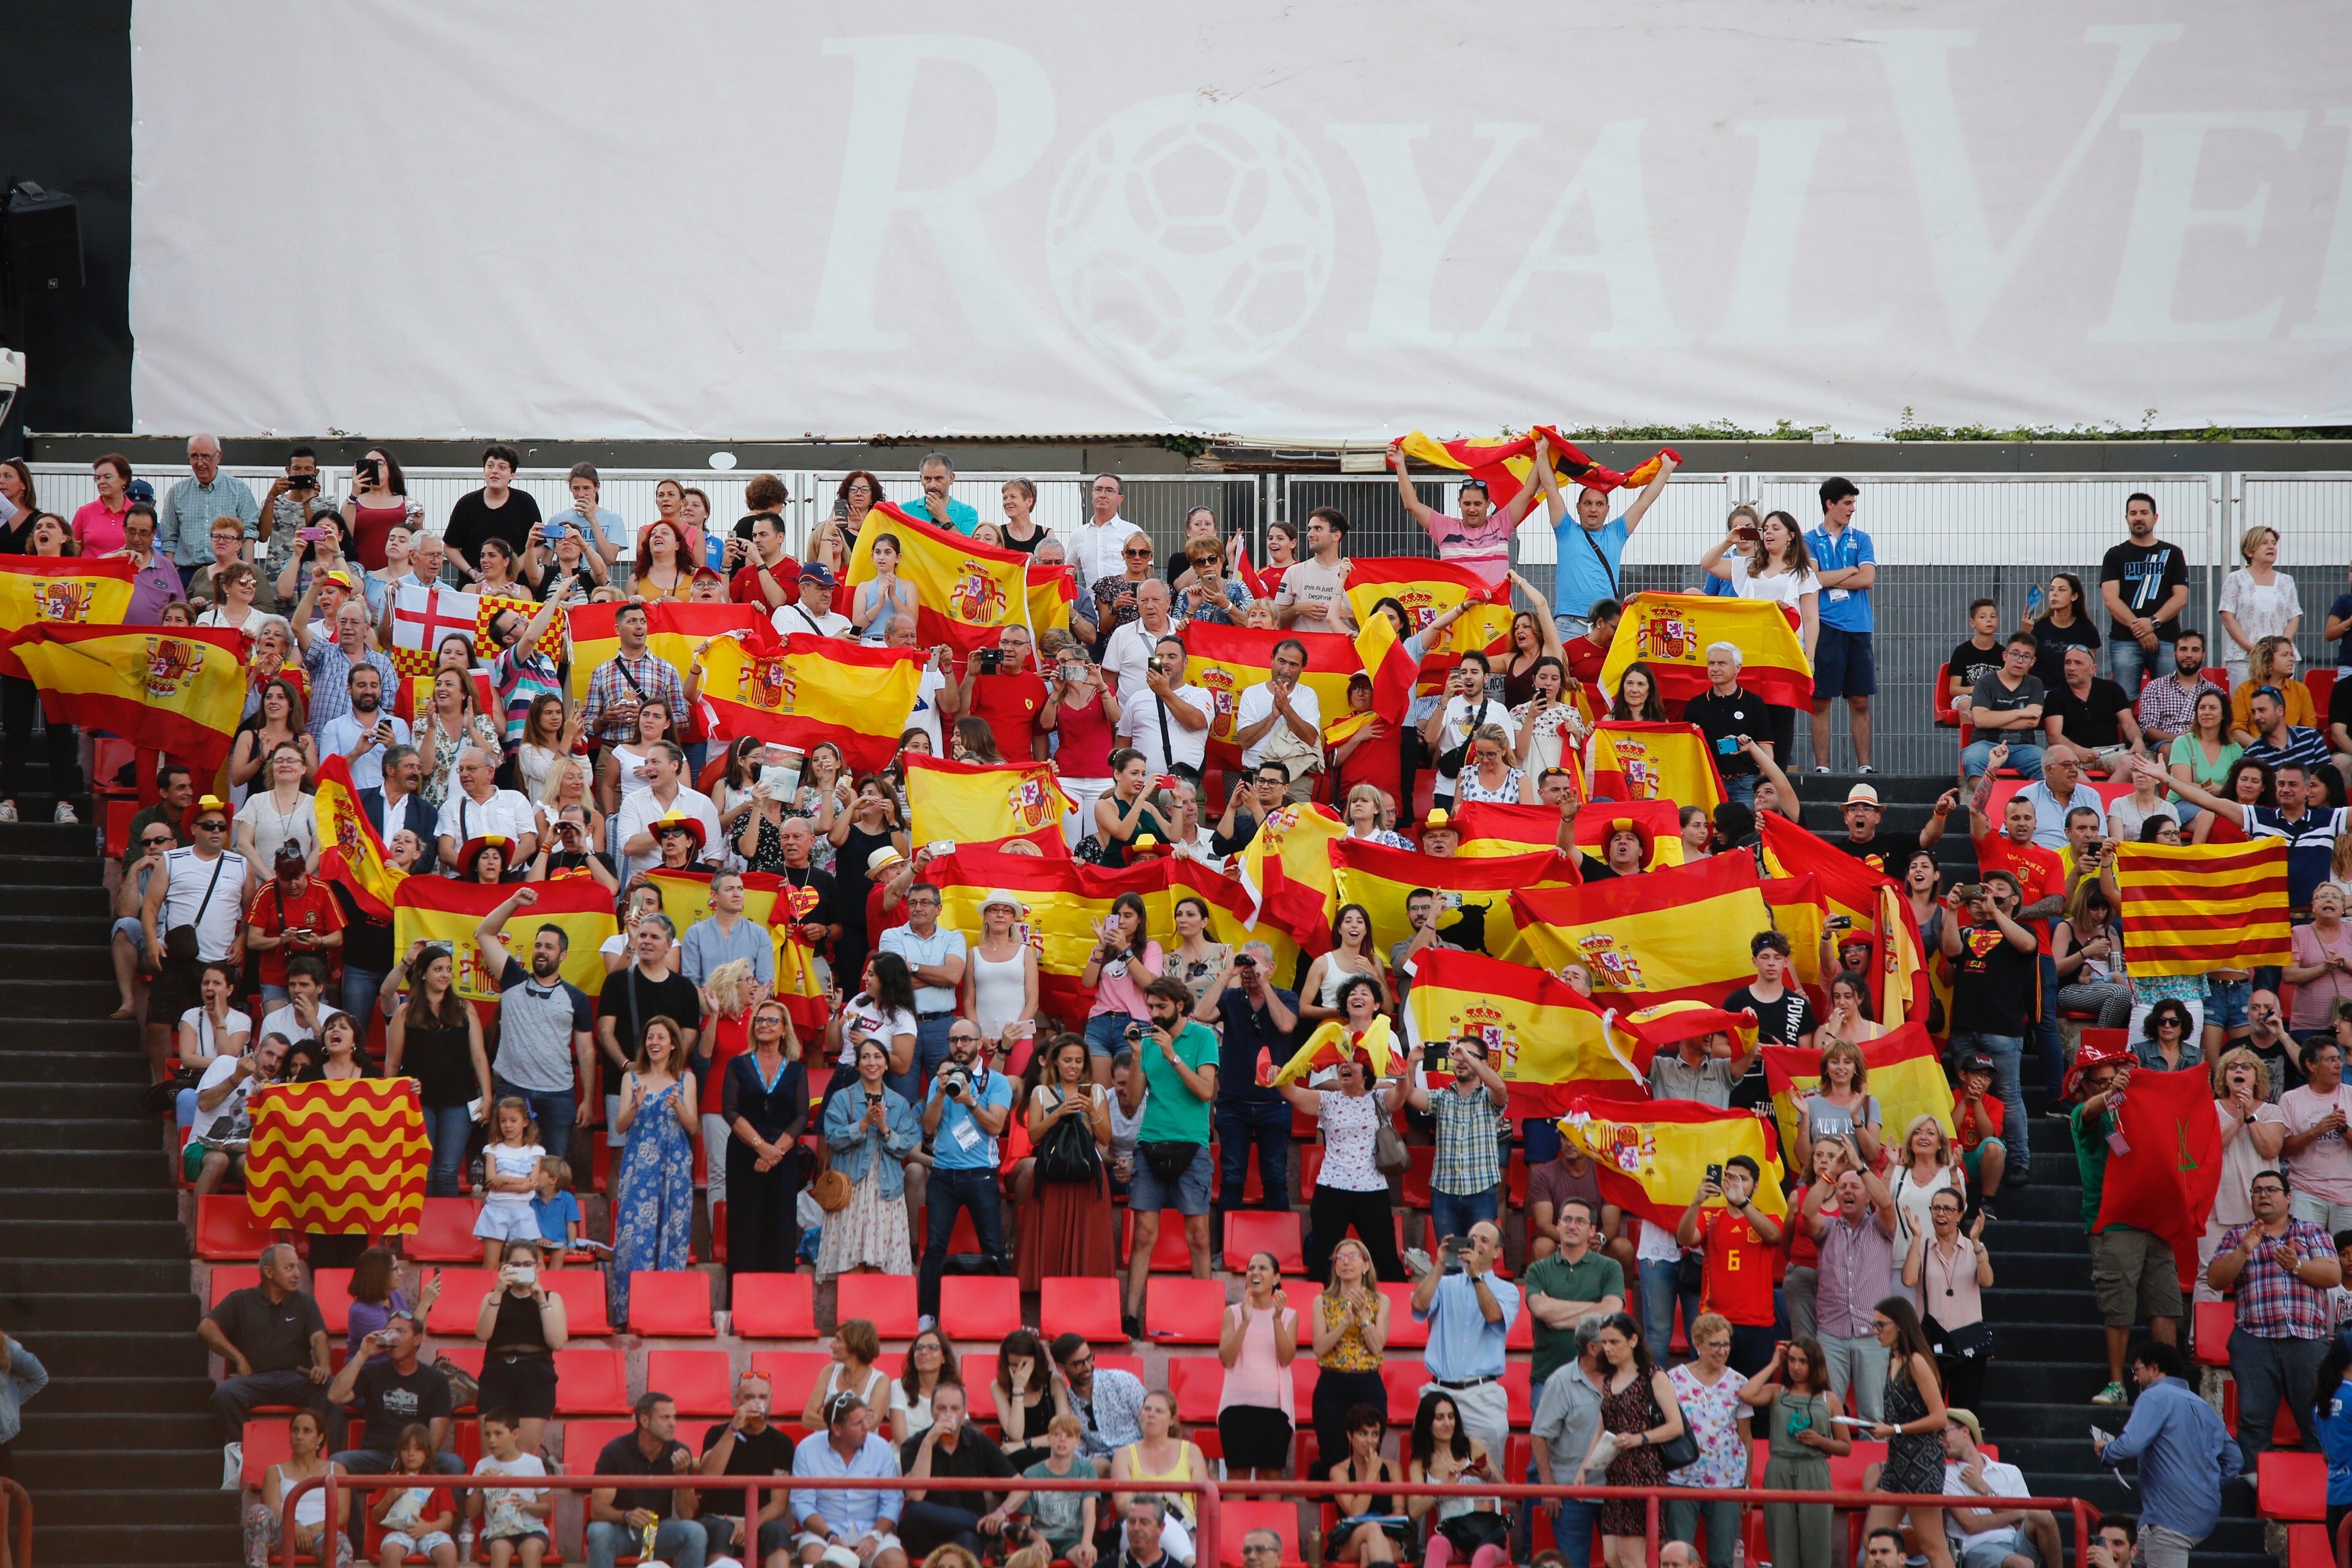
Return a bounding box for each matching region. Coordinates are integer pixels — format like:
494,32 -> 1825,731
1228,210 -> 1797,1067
0,1255 -> 192,1293
0,853 -> 104,887
9,1444 -> 223,1491
0,1216 -> 191,1258
0,820 -> 104,858
0,978 -> 132,1017
32,1519 -> 245,1566
0,1048 -> 149,1085
0,942 -> 119,981
0,1291 -> 201,1335
0,1114 -> 161,1151
18,1330 -> 213,1379
0,1079 -> 154,1118
32,1374 -> 216,1414
0,1186 -> 181,1224
0,1149 -> 169,1189
0,1016 -> 143,1050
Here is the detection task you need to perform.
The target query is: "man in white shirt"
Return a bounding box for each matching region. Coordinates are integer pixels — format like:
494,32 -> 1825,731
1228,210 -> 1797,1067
1273,507 -> 1355,634
1940,1410 -> 2056,1568
1234,638 -> 1323,802
257,957 -> 348,1049
316,665 -> 412,793
1102,579 -> 1178,696
1421,651 -> 1516,809
189,1035 -> 292,1196
882,617 -> 952,751
1069,473 -> 1147,590
1117,637 -> 1211,780
615,741 -> 723,883
774,563 -> 850,639
434,746 -> 540,871
878,883 -> 970,1084
140,803 -> 253,1071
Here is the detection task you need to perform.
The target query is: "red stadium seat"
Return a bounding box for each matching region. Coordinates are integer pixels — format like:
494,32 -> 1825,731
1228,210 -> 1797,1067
1298,1147 -> 1324,1190
1121,1209 -> 1199,1272
1166,1356 -> 1224,1423
1932,663 -> 1963,728
2222,1378 -> 2306,1444
1828,1442 -> 1885,1493
647,1349 -> 736,1414
940,1276 -> 1022,1343
196,1194 -> 273,1260
311,1269 -> 355,1335
2261,1450 -> 2328,1521
542,1268 -> 614,1335
2195,1300 -> 2235,1367
1401,1145 -> 1437,1210
1223,1210 -> 1305,1274
749,1351 -> 837,1417
1218,1502 -> 1303,1567
1506,1153 -> 1528,1208
1380,1362 -> 1428,1425
1145,1278 -> 1227,1344
552,1348 -> 631,1414
407,1199 -> 486,1264
209,1265 -> 259,1308
1507,1304 -> 1533,1351
1377,1283 -> 1429,1349
557,1419 -> 637,1474
835,1274 -> 919,1338
2310,669 -> 2337,714
2289,1523 -> 2334,1567
627,1272 -> 716,1335
1039,1276 -> 1126,1343
426,1270 -> 497,1335
1290,1359 -> 1319,1413
729,1274 -> 818,1340
1099,1354 -> 1145,1382
1502,1361 -> 1531,1425
241,1417 -> 292,1489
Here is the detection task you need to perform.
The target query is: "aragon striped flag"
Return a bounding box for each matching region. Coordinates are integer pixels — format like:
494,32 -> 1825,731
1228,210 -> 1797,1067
567,600 -> 763,702
313,755 -> 409,921
1598,592 -> 1814,709
393,877 -> 618,1002
1510,851 -> 1774,1002
1762,1022 -> 1954,1168
2,623 -> 248,772
2114,840 -> 2292,975
0,555 -> 135,677
903,753 -> 1072,855
1588,720 -> 1727,814
1558,1093 -> 1788,1232
1404,949 -> 1646,1117
696,628 -> 924,774
246,1080 -> 429,1235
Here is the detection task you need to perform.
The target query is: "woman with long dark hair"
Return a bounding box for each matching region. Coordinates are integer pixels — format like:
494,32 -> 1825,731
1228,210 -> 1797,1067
2022,571 -> 2102,692
1578,1311 -> 1687,1568
385,941 -> 489,1199
1737,1337 -> 1845,1568
341,447 -> 423,571
1605,660 -> 1668,723
1700,508 -> 1819,761
0,501 -> 85,821
1858,1295 -> 1954,1568
1408,1389 -> 1506,1568
1017,1033 -> 1115,1286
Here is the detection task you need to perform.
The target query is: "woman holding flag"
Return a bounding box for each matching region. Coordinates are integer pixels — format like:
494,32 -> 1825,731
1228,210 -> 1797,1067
1275,979 -> 1408,1284
0,508 -> 87,823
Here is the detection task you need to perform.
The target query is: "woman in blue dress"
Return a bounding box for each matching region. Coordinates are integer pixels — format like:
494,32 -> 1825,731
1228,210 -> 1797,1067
609,1013 -> 698,1324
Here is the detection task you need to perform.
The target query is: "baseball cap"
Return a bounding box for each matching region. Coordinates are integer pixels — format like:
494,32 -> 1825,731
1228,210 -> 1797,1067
691,565 -> 725,583
1843,783 -> 1880,807
1957,1052 -> 1995,1076
799,562 -> 837,589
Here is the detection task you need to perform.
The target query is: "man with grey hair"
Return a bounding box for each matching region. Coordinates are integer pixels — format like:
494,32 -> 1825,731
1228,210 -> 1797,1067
198,1240 -> 334,1442
434,744 -> 540,871
1102,579 -> 1177,697
595,905 -> 701,1147
1196,940 -> 1298,1226
158,432 -> 260,584
1527,1311 -> 1613,1561
912,453 -> 981,537
1683,640 -> 1767,806
1114,1496 -> 1186,1568
1411,1219 -> 1521,1462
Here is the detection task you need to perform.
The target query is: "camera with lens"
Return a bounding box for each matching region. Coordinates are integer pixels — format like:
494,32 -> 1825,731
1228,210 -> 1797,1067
971,648 -> 1003,674
938,1065 -> 971,1102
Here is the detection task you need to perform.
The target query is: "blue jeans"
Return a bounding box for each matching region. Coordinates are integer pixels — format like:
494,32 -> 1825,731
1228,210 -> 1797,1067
341,967 -> 386,1044
1639,1256 -> 1700,1363
587,1519 -> 704,1568
492,1074 -> 577,1163
423,1104 -> 476,1199
1215,1099 -> 1292,1213
1520,1476 -> 1601,1568
1722,772 -> 1758,807
2109,634 -> 2175,690
1664,1494 -> 1742,1568
1950,1031 -> 2029,1175
918,1164 -> 1006,1320
1431,1186 -> 1499,1260
1962,737 -> 2044,780
2035,952 -> 2066,1103
914,1013 -> 957,1087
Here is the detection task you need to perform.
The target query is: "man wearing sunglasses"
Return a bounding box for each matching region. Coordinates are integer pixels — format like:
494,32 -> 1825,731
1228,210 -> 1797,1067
111,821 -> 180,1023
139,799 -> 252,1076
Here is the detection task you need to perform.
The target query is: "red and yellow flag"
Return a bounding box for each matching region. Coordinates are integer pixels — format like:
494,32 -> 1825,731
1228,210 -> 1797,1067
903,753 -> 1072,855
4,623 -> 247,772
1180,621 -> 1360,772
567,600 -> 764,703
1329,838 -> 1581,965
2116,840 -> 2293,976
1342,557 -> 1513,696
1451,798 -> 1682,868
697,628 -> 924,774
1599,592 -> 1813,709
1237,803 -> 1348,959
1395,428 -> 1679,503
1759,814 -> 1926,1019
0,555 -> 135,677
1762,1022 -> 1954,1168
1268,1016 -> 1400,1086
1588,720 -> 1727,814
2095,1063 -> 2225,1291
644,869 -> 831,1038
314,755 -> 409,921
1404,949 -> 1646,1118
393,876 -> 617,1002
1619,1000 -> 1762,1060
1351,611 -> 1420,726
247,1080 -> 429,1235
1510,852 -> 1774,1003
851,500 -> 1073,655
1558,1094 -> 1787,1231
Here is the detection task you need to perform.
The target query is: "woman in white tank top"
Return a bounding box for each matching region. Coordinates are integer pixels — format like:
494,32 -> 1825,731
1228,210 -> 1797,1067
965,892 -> 1039,1068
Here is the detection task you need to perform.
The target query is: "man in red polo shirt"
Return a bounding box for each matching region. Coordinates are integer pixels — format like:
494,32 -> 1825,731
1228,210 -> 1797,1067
729,513 -> 799,611
1676,1154 -> 1782,1374
945,625 -> 1049,761
244,848 -> 349,1003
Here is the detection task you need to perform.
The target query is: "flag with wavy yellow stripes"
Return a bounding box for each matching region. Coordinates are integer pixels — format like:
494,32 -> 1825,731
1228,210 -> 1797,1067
246,1081 -> 429,1235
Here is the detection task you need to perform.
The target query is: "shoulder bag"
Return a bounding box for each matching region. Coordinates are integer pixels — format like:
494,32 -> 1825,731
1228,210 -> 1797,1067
1646,1379 -> 1702,1471
164,851 -> 229,963
1035,1088 -> 1104,1185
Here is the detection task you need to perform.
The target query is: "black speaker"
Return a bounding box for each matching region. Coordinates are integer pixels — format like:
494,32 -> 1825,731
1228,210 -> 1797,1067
6,183 -> 85,295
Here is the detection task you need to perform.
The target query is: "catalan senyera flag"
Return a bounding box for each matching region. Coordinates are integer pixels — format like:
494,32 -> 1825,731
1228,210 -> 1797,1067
1237,804 -> 1348,960
903,753 -> 1072,854
0,555 -> 135,677
393,876 -> 617,1003
4,623 -> 247,772
2094,1064 -> 2225,1291
1395,428 -> 1679,505
567,600 -> 764,703
1600,592 -> 1813,709
851,500 -> 1073,655
1558,1094 -> 1787,1232
1452,799 -> 1683,869
1587,721 -> 1727,815
644,869 -> 830,1038
246,1080 -> 429,1235
314,755 -> 409,921
1510,852 -> 1773,1002
1342,557 -> 1512,696
1329,838 -> 1581,965
696,628 -> 922,774
2115,840 -> 2293,976
1404,949 -> 1646,1117
1180,622 -> 1360,772
1763,1022 -> 1954,1167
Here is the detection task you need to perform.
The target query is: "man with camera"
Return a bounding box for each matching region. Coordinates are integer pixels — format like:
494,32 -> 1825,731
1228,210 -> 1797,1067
1419,649 -> 1511,813
475,886 -> 599,1159
257,445 -> 330,611
1404,1036 -> 1512,1248
326,1307 -> 463,1477
916,1020 -> 1014,1329
1120,976 -> 1223,1338
1117,636 -> 1211,784
1102,578 -> 1178,696
943,624 -> 1051,762
1675,1156 -> 1783,1374
530,802 -> 620,893
731,511 -> 802,611
1193,943 -> 1297,1227
1409,1219 -> 1520,1463
318,664 -> 413,793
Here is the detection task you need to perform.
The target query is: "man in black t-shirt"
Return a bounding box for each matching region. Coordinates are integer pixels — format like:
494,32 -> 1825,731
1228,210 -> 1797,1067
1832,782 -> 1953,877
1724,930 -> 1817,1109
899,1381 -> 1016,1557
1682,641 -> 1765,805
325,1312 -> 462,1474
589,1396 -> 701,1568
198,1242 -> 336,1440
2041,644 -> 2144,774
699,1371 -> 797,1563
1938,873 -> 2041,1180
442,445 -> 543,586
1947,598 -> 2004,708
2097,491 -> 2189,690
595,914 -> 703,1139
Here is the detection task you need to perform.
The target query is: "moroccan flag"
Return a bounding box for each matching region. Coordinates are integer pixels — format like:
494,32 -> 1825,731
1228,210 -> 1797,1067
644,869 -> 830,1038
1762,1022 -> 1954,1169
1342,557 -> 1513,696
1588,721 -> 1727,814
1404,949 -> 1646,1118
4,623 -> 247,772
1237,804 -> 1348,960
903,753 -> 1072,854
1558,1095 -> 1787,1232
1352,612 -> 1420,726
1510,852 -> 1773,1002
1395,428 -> 1679,503
567,600 -> 764,702
2115,840 -> 2293,976
0,555 -> 135,677
851,500 -> 1072,655
246,1080 -> 429,1235
1179,621 -> 1360,772
1600,592 -> 1813,709
1452,799 -> 1682,868
2095,1065 -> 2225,1291
696,628 -> 923,774
314,755 -> 409,921
393,876 -> 617,1002
1329,838 -> 1581,965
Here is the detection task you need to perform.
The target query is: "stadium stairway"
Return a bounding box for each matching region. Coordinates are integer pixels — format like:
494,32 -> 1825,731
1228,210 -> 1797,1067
0,817 -> 240,1567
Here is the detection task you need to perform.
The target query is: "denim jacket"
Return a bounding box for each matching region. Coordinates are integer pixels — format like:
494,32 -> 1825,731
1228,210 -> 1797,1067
0,1340 -> 48,1444
823,1083 -> 921,1198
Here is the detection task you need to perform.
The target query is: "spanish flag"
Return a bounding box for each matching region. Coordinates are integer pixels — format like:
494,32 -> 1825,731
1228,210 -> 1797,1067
1763,871 -> 1831,993
1404,949 -> 1646,1118
1588,721 -> 1726,815
0,555 -> 135,677
903,753 -> 1072,855
1268,1016 -> 1400,1085
567,600 -> 764,703
1510,852 -> 1773,1003
1619,1000 -> 1762,1061
850,500 -> 1073,655
1329,837 -> 1581,965
1451,799 -> 1682,869
4,622 -> 247,772
1179,622 -> 1360,772
1342,557 -> 1513,696
696,627 -> 923,774
1558,1094 -> 1788,1232
644,869 -> 830,1038
393,876 -> 617,1003
1235,804 -> 1348,959
1758,816 -> 1926,1021
1351,611 -> 1420,727
1599,592 -> 1813,709
1395,427 -> 1679,503
246,1080 -> 429,1235
1762,1022 -> 1954,1168
314,755 -> 409,921
2114,840 -> 2293,976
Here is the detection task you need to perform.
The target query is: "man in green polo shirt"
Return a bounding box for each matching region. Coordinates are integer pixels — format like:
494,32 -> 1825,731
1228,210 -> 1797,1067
1119,973 -> 1222,1340
1521,1196 -> 1628,1385
2070,1052 -> 2182,1409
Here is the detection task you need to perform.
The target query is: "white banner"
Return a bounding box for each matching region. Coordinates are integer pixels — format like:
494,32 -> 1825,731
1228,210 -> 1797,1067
129,1 -> 2352,440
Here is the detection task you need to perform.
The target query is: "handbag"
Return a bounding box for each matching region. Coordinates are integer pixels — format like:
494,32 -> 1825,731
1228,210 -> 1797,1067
1923,1313 -> 1996,1360
810,1167 -> 853,1213
1646,1387 -> 1702,1472
163,851 -> 228,963
1374,1120 -> 1412,1176
1138,1139 -> 1198,1185
1035,1091 -> 1104,1185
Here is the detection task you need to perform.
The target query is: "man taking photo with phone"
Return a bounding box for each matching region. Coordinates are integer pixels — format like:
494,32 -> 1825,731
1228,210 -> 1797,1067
318,664 -> 412,793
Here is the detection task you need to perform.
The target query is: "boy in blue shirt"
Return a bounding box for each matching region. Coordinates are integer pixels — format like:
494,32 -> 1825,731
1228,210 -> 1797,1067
1805,477 -> 1879,772
530,1156 -> 582,1267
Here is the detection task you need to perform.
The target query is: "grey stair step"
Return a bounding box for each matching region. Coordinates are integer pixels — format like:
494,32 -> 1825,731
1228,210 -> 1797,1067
10,1445 -> 224,1491
0,1256 -> 192,1292
31,1484 -> 241,1527
0,1217 -> 192,1257
0,1114 -> 162,1150
0,1186 -> 182,1222
0,978 -> 130,1016
0,1150 -> 170,1188
31,1520 -> 244,1566
0,1016 -> 143,1049
0,821 -> 104,857
0,1049 -> 149,1085
1,1080 -> 154,1118
1,1287 -> 203,1337
0,853 -> 105,886
33,1374 -> 217,1414
21,1408 -> 221,1448
0,943 -> 118,980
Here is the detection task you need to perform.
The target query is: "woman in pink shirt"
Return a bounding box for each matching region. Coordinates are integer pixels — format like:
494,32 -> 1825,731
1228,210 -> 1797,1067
72,453 -> 133,554
2286,883 -> 2352,1033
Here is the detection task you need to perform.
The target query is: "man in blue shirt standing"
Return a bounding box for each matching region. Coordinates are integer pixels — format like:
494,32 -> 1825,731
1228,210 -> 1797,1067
916,1019 -> 1012,1330
157,434 -> 260,588
2094,1339 -> 2241,1567
1534,450 -> 1678,639
1410,1219 -> 1521,1464
1805,477 -> 1878,773
910,453 -> 981,537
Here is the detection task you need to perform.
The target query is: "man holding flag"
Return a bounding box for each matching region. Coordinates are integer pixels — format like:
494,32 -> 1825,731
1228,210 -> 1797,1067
2069,1050 -> 2183,1407
473,886 -> 598,1158
1536,441 -> 1678,639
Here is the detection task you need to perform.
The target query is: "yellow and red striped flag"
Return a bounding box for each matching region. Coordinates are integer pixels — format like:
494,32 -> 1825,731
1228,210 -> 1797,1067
1450,799 -> 1681,868
697,627 -> 924,774
2115,840 -> 2293,976
1587,720 -> 1727,814
1395,428 -> 1678,507
314,755 -> 409,921
1558,1094 -> 1787,1232
393,876 -> 617,1001
850,500 -> 1072,655
1762,1021 -> 1954,1166
567,600 -> 763,702
3,623 -> 247,772
903,753 -> 1072,855
1329,837 -> 1581,965
246,1080 -> 429,1235
1600,592 -> 1813,709
1342,557 -> 1513,698
1404,949 -> 1647,1118
0,555 -> 135,677
1180,622 -> 1360,773
644,869 -> 830,1038
1510,852 -> 1774,1003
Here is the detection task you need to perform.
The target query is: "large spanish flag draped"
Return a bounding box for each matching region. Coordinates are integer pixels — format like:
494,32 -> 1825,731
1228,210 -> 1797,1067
1329,838 -> 1581,964
1180,622 -> 1359,771
393,877 -> 617,1002
1599,592 -> 1813,709
1587,721 -> 1727,814
313,755 -> 409,921
1759,815 -> 1926,1020
1452,799 -> 1682,869
1404,949 -> 1646,1117
567,600 -> 764,703
4,623 -> 247,772
2115,840 -> 2293,976
1763,871 -> 1831,993
849,500 -> 1073,654
696,628 -> 923,774
2094,1064 -> 2225,1291
643,869 -> 829,1038
1511,852 -> 1773,1002
1395,427 -> 1678,501
0,555 -> 135,677
1237,804 -> 1348,960
1558,1095 -> 1787,1231
1342,557 -> 1513,696
1762,1022 -> 1954,1167
246,1080 -> 429,1235
903,753 -> 1072,854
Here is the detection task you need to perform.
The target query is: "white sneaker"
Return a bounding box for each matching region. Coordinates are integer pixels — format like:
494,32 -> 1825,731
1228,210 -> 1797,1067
1812,765 -> 1831,774
52,801 -> 77,824
0,801 -> 17,823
